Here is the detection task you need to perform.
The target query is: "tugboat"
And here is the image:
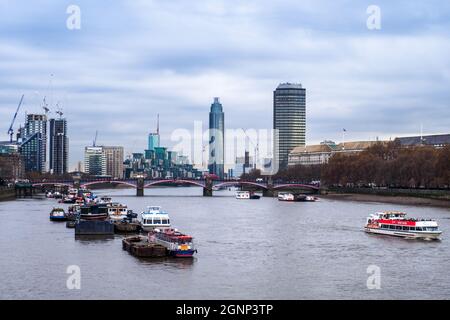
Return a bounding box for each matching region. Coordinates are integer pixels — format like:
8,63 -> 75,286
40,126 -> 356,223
149,228 -> 197,257
140,206 -> 171,232
235,191 -> 261,200
365,211 -> 442,240
49,208 -> 67,221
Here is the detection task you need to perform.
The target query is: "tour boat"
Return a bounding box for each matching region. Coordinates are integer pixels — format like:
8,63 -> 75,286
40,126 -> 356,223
278,192 -> 318,202
365,211 -> 442,240
278,192 -> 296,201
107,203 -> 129,222
149,228 -> 197,258
49,208 -> 67,221
140,206 -> 171,232
235,191 -> 261,200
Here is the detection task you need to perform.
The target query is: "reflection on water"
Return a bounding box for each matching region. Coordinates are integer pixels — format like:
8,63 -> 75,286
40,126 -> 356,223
0,187 -> 449,299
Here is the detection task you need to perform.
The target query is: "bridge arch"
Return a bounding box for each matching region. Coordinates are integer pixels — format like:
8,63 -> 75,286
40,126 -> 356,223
81,180 -> 137,188
214,181 -> 268,190
273,183 -> 319,191
144,179 -> 205,188
32,182 -> 73,187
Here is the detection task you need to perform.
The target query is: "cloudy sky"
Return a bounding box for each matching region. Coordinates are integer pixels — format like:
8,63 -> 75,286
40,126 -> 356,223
1,0 -> 449,169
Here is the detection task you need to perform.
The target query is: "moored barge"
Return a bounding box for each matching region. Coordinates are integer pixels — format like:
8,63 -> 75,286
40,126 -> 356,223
122,236 -> 167,258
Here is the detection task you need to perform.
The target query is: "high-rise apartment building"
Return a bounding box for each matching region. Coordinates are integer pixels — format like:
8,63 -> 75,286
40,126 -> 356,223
273,83 -> 306,169
49,118 -> 68,175
20,114 -> 47,173
208,97 -> 225,179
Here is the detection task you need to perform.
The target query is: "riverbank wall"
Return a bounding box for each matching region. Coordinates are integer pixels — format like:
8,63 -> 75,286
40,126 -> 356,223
321,187 -> 450,208
0,187 -> 15,201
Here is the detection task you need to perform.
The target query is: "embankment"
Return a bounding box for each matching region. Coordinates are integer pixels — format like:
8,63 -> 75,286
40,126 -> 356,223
321,187 -> 450,208
0,187 -> 15,202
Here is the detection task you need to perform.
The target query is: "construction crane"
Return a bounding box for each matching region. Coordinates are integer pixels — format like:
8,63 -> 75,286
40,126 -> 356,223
7,94 -> 25,143
93,130 -> 98,147
55,102 -> 63,118
42,97 -> 50,116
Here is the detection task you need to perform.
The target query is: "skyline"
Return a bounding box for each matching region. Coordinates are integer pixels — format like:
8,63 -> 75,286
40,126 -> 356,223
1,1 -> 450,169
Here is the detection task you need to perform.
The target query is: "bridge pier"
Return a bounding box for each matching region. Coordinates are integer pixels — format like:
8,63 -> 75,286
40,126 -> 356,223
73,175 -> 81,190
263,178 -> 274,197
136,178 -> 144,197
203,178 -> 213,197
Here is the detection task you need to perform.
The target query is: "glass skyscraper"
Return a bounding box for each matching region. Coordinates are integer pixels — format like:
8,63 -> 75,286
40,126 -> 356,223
148,114 -> 160,152
273,83 -> 306,169
208,97 -> 225,179
20,114 -> 47,173
148,133 -> 160,152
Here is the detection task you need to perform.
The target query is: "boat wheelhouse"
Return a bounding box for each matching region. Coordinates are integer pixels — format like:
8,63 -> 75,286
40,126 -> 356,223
365,211 -> 442,240
96,196 -> 113,204
79,204 -> 109,221
140,206 -> 171,231
149,228 -> 197,258
49,208 -> 67,221
107,203 -> 128,221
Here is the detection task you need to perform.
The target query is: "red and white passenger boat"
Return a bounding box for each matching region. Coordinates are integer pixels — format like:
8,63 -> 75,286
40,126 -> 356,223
365,211 -> 442,240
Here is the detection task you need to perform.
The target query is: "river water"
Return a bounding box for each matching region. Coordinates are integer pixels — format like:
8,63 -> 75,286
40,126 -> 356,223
0,187 -> 449,299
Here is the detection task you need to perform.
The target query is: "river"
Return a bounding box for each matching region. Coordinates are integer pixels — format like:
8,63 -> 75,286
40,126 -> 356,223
0,187 -> 449,299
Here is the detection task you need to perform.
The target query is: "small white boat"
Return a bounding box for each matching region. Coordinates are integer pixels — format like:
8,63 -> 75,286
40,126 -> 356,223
235,191 -> 260,200
365,211 -> 442,240
278,192 -> 296,201
96,196 -> 113,204
140,206 -> 171,232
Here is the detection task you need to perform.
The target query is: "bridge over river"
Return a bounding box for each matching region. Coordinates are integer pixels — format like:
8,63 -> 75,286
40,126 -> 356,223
31,178 -> 320,197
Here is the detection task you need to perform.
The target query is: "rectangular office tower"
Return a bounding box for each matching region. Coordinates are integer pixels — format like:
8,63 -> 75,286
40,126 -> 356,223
20,114 -> 47,173
103,146 -> 124,179
273,83 -> 306,169
49,118 -> 68,175
84,146 -> 106,176
208,97 -> 225,179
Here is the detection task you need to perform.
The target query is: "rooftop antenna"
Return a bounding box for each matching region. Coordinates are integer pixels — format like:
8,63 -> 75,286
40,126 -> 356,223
157,114 -> 160,135
93,130 -> 98,147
